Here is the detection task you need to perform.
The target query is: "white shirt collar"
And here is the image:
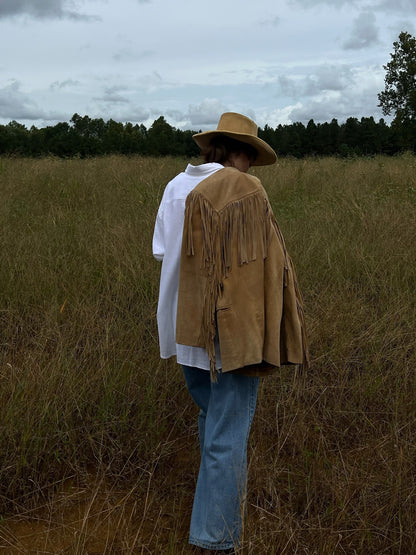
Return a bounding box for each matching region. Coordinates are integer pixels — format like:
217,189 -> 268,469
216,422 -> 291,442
185,163 -> 223,176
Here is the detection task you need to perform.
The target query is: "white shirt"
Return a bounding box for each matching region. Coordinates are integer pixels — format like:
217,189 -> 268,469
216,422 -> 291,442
152,163 -> 223,370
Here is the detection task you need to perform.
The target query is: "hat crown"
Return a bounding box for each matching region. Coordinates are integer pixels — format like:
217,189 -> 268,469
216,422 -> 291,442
217,112 -> 258,137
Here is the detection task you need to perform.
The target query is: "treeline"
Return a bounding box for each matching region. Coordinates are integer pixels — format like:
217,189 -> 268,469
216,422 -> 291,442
0,114 -> 200,158
260,117 -> 415,157
0,113 -> 414,158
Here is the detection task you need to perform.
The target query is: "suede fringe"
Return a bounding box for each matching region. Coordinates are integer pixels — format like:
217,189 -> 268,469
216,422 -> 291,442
292,261 -> 310,369
184,189 -> 309,380
271,219 -> 310,370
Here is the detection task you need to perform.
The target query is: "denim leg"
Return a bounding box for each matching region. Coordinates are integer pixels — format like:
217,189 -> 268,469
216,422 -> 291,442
182,366 -> 259,551
182,365 -> 211,452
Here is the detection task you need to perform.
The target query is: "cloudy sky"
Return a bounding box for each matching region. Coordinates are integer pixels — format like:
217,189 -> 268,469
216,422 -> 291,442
0,0 -> 415,130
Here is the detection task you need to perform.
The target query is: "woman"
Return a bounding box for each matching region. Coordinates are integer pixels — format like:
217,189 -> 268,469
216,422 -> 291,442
153,112 -> 308,553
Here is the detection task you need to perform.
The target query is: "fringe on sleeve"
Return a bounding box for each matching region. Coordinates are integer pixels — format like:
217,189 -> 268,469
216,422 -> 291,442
270,217 -> 310,370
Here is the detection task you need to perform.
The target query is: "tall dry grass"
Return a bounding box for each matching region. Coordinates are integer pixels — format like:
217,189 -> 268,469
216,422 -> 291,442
0,154 -> 415,553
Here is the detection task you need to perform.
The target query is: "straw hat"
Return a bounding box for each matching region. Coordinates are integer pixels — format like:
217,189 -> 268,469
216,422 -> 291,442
192,112 -> 277,166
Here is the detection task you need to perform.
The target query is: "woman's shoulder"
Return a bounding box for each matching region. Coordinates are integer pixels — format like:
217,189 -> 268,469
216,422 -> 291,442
198,166 -> 262,192
191,167 -> 265,210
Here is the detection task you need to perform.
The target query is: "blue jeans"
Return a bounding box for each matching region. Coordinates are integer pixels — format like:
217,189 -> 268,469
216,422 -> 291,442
182,365 -> 259,551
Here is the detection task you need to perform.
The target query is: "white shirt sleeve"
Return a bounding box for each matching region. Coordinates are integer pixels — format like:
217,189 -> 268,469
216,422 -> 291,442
152,207 -> 165,261
153,163 -> 223,369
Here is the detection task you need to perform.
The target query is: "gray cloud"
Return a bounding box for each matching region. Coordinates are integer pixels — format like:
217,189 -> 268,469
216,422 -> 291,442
389,20 -> 415,37
155,103 -> 245,131
165,109 -> 186,123
288,94 -> 379,124
273,60 -> 385,124
343,11 -> 380,50
0,0 -> 98,21
0,80 -> 39,119
149,102 -> 253,131
0,80 -> 64,121
106,106 -> 151,124
375,0 -> 416,12
135,71 -> 170,94
85,97 -> 151,124
187,99 -> 229,128
288,97 -> 348,123
287,72 -> 384,124
50,79 -> 81,90
94,86 -> 130,104
278,75 -> 297,97
278,64 -> 354,98
312,65 -> 354,92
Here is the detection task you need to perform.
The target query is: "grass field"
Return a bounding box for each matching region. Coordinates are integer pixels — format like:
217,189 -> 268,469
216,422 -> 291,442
0,154 -> 415,553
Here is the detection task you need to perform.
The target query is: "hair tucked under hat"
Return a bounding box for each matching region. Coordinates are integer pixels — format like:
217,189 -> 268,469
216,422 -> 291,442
193,112 -> 277,167
202,135 -> 258,165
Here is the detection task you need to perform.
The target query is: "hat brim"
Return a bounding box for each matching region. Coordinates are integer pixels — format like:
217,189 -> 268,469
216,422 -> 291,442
192,130 -> 277,166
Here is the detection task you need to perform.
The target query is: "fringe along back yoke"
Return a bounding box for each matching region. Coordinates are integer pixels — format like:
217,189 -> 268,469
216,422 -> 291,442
176,167 -> 309,381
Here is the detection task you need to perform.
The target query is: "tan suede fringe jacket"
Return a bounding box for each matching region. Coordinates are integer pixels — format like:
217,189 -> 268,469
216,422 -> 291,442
176,167 -> 309,381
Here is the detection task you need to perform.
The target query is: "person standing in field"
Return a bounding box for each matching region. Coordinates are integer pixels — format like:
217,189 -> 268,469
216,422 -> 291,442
153,112 -> 309,554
